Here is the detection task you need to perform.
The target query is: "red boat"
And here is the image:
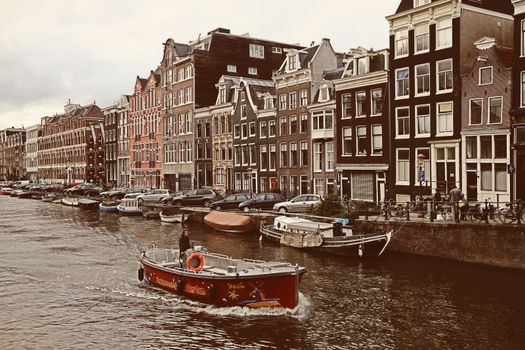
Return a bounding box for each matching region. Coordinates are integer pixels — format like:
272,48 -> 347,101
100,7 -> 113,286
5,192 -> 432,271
204,211 -> 256,233
138,247 -> 306,309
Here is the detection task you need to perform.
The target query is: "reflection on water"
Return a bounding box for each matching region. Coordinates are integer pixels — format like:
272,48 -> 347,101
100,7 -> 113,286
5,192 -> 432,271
1,196 -> 525,349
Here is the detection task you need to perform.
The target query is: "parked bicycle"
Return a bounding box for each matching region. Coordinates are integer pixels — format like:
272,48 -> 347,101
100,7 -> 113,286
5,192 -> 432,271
495,200 -> 524,224
383,201 -> 409,220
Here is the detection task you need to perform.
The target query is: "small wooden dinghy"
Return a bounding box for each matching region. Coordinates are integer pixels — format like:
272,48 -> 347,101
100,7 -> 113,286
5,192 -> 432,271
204,211 -> 255,234
99,200 -> 119,212
61,197 -> 80,207
160,207 -> 187,223
79,198 -> 100,210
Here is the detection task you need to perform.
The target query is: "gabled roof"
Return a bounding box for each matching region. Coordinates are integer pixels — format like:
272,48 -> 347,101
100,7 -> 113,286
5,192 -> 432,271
395,0 -> 513,16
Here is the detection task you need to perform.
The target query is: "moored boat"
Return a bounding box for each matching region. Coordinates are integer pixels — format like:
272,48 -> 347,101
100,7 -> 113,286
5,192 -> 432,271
61,197 -> 80,207
17,191 -> 33,199
99,200 -> 119,212
117,198 -> 142,215
143,210 -> 160,220
79,198 -> 100,210
160,207 -> 187,223
138,247 -> 305,309
204,211 -> 255,233
260,216 -> 392,257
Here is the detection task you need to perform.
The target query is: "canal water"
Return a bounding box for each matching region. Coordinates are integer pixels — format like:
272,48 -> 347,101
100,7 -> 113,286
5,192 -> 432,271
1,196 -> 525,350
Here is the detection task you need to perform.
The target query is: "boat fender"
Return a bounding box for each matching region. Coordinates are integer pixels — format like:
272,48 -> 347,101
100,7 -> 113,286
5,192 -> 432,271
208,284 -> 217,300
175,279 -> 184,294
187,252 -> 205,273
358,244 -> 364,258
138,267 -> 144,281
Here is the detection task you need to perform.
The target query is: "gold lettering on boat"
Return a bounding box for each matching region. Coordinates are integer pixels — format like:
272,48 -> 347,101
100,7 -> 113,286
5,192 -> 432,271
155,277 -> 175,290
228,282 -> 245,290
184,283 -> 207,296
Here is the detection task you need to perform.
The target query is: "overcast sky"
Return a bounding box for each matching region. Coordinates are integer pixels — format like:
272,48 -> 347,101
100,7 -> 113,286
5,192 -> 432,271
0,0 -> 398,130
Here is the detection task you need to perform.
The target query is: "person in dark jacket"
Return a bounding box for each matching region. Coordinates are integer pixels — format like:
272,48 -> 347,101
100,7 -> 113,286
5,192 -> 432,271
179,229 -> 192,265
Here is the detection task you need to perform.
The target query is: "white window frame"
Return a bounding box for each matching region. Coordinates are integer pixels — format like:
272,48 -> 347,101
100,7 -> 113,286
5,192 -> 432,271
488,96 -> 503,125
436,17 -> 453,50
289,142 -> 298,167
248,67 -> 258,75
414,23 -> 429,54
436,58 -> 453,94
395,106 -> 410,139
227,65 -> 237,73
289,92 -> 297,110
355,91 -> 366,117
300,90 -> 308,106
249,44 -> 265,59
521,71 -> 525,107
342,93 -> 352,119
325,142 -> 334,171
313,143 -> 322,172
479,66 -> 493,86
436,101 -> 453,136
259,121 -> 267,138
395,67 -> 410,99
469,98 -> 483,126
396,148 -> 410,185
395,30 -> 409,58
356,126 -> 367,156
371,125 -> 382,155
414,0 -> 430,7
521,20 -> 525,57
342,127 -> 352,156
415,63 -> 430,96
249,121 -> 256,137
371,89 -> 382,116
415,104 -> 430,138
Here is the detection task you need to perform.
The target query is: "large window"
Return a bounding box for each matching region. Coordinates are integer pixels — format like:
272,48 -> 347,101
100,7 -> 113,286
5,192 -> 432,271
414,0 -> 430,6
395,30 -> 408,58
371,125 -> 382,155
342,127 -> 352,155
479,67 -> 493,85
312,111 -> 333,130
466,136 -> 477,159
396,107 -> 410,138
289,116 -> 298,134
249,44 -> 264,59
397,149 -> 410,184
289,93 -> 297,110
300,141 -> 308,166
269,120 -> 276,137
396,68 -> 410,98
269,144 -> 276,170
414,23 -> 429,53
326,142 -> 334,171
415,63 -> 430,95
279,94 -> 287,110
469,99 -> 482,125
290,142 -> 298,167
488,97 -> 502,124
436,17 -> 452,49
280,117 -> 288,136
260,121 -> 267,138
356,126 -> 367,155
356,92 -> 366,117
313,143 -> 322,172
522,20 -> 525,57
280,143 -> 288,167
300,114 -> 308,133
249,122 -> 256,137
300,90 -> 308,106
415,104 -> 430,136
342,94 -> 352,118
437,59 -> 453,92
371,89 -> 382,115
437,102 -> 453,135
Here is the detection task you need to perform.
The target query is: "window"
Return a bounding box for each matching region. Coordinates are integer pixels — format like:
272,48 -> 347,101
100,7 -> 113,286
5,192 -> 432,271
415,63 -> 430,95
264,97 -> 273,110
249,144 -> 256,165
313,143 -> 322,171
396,68 -> 410,98
437,102 -> 453,135
437,59 -> 453,92
488,97 -> 502,124
249,44 -> 264,58
356,126 -> 367,155
280,143 -> 288,167
241,123 -> 248,139
495,135 -> 507,159
397,149 -> 410,184
522,20 -> 525,57
414,23 -> 429,53
240,105 -> 247,120
342,93 -> 352,118
178,90 -> 184,105
218,87 -> 226,104
280,176 -> 287,193
242,145 -> 249,165
522,72 -> 525,107
466,136 -> 477,159
481,163 -> 492,191
415,105 -> 430,136
479,67 -> 493,85
300,114 -> 308,133
289,93 -> 297,110
495,163 -> 507,192
480,136 -> 492,159
436,17 -> 452,49
414,0 -> 430,6
269,144 -> 276,170
469,99 -> 482,125
326,142 -> 334,170
234,124 -> 240,139
371,89 -> 382,116
319,86 -> 329,102
314,178 -> 325,196
300,141 -> 308,166
248,67 -> 258,75
300,90 -> 308,106
342,127 -> 352,155
371,125 -> 383,155
280,117 -> 288,136
395,30 -> 409,58
357,57 -> 369,75
185,87 -> 192,103
356,92 -> 366,117
313,111 -> 332,130
269,120 -> 276,137
279,94 -> 287,110
249,122 -> 256,137
289,116 -> 298,134
288,55 -> 297,70
272,47 -> 282,54
260,121 -> 267,138
227,65 -> 237,73
290,142 -> 298,167
396,107 -> 410,138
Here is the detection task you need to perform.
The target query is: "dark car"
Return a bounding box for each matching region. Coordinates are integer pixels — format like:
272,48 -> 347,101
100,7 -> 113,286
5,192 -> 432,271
238,193 -> 283,212
209,193 -> 252,211
172,188 -> 218,207
161,190 -> 189,204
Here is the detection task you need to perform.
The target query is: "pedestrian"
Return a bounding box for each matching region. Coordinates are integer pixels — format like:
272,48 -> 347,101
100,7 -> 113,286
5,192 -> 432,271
449,186 -> 463,223
179,228 -> 192,264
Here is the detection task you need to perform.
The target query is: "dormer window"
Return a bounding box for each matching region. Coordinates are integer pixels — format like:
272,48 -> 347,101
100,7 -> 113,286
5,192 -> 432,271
264,96 -> 274,110
218,87 -> 226,104
319,86 -> 329,102
414,0 -> 430,7
357,57 -> 369,75
479,67 -> 493,85
288,55 -> 297,71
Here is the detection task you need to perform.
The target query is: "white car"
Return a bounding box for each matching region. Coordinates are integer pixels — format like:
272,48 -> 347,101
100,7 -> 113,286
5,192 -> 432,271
136,189 -> 171,202
273,194 -> 322,213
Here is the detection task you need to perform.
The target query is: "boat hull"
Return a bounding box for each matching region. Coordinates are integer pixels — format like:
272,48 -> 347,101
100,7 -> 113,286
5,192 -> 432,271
99,204 -> 118,212
117,206 -> 142,215
204,211 -> 255,234
139,254 -> 303,309
260,225 -> 392,257
160,213 -> 187,223
61,198 -> 80,207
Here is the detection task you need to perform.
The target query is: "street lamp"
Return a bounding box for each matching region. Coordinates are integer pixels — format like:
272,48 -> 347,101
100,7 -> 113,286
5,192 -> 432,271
417,153 -> 426,197
247,167 -> 252,194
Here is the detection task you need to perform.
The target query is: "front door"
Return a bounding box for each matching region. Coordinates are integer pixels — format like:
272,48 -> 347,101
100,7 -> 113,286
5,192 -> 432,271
377,181 -> 385,203
466,171 -> 478,201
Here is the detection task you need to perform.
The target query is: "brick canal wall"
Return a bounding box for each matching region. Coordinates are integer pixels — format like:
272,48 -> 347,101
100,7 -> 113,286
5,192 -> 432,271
355,220 -> 525,270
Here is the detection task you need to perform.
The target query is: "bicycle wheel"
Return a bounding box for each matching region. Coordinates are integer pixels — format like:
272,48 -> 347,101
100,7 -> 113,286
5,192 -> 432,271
495,208 -> 512,224
440,207 -> 451,221
466,208 -> 482,223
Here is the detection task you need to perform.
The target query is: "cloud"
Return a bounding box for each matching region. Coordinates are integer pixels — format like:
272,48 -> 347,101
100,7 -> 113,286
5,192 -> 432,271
0,0 -> 397,129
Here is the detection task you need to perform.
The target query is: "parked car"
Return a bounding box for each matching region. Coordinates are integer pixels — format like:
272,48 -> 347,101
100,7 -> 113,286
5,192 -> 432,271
172,189 -> 218,207
273,194 -> 322,213
238,193 -> 284,212
161,190 -> 189,204
209,193 -> 252,211
136,189 -> 171,203
100,187 -> 128,199
123,187 -> 150,199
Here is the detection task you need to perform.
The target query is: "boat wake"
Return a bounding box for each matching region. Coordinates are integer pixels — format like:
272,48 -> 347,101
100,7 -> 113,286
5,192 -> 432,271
85,284 -> 310,319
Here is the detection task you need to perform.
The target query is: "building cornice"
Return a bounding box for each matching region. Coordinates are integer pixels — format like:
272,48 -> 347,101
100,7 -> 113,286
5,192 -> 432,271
334,71 -> 388,91
514,0 -> 525,15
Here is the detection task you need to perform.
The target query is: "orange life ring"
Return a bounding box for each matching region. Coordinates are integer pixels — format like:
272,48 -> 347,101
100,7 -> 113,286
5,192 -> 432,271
187,252 -> 205,272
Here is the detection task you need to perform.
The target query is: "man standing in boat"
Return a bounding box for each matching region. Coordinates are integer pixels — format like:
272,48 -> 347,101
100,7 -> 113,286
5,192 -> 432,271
179,229 -> 192,265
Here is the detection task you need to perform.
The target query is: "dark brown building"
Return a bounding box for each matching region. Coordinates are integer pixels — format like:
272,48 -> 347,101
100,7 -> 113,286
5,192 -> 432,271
387,0 -> 513,202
